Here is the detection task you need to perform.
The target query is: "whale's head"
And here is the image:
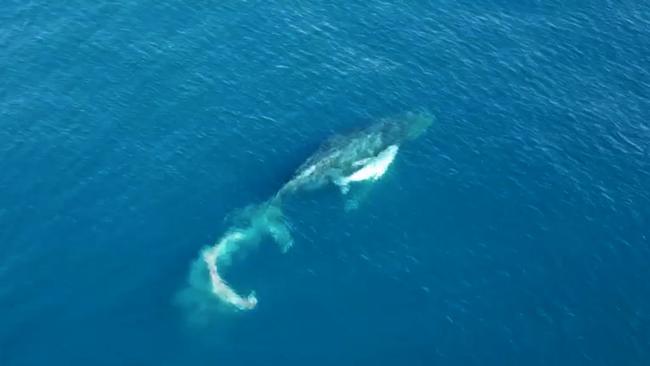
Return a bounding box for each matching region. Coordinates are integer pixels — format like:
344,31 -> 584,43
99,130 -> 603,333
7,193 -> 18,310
377,111 -> 435,144
401,110 -> 435,140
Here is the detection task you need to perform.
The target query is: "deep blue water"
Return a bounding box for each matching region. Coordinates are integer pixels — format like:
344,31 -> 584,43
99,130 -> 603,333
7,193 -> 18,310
1,1 -> 649,365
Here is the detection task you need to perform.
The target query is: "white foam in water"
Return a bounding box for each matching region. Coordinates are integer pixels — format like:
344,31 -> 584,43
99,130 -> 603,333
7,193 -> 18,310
202,232 -> 258,310
183,201 -> 294,311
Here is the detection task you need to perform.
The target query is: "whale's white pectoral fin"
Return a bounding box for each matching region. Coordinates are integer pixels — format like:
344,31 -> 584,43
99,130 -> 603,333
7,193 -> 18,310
334,145 -> 399,196
345,145 -> 399,183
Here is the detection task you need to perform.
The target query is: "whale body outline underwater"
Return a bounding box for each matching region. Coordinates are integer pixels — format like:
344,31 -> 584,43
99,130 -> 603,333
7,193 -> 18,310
189,112 -> 434,311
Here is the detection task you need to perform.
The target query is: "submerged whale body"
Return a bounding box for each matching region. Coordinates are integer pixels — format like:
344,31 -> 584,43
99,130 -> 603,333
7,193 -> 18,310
192,111 -> 434,310
279,112 -> 432,196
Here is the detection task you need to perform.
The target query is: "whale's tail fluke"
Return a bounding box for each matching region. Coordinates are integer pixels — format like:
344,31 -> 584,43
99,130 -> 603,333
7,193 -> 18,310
196,199 -> 292,310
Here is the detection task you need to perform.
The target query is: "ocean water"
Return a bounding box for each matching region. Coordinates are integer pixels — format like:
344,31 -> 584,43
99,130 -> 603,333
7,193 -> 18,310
1,0 -> 649,365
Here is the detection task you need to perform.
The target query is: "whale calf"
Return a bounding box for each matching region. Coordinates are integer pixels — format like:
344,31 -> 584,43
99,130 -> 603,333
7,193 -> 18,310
190,111 -> 433,310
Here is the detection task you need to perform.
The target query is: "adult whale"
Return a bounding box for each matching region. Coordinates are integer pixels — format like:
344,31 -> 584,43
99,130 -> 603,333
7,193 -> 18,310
193,111 -> 433,310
